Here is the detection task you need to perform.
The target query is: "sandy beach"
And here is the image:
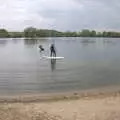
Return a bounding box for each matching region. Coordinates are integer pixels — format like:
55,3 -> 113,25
0,89 -> 120,120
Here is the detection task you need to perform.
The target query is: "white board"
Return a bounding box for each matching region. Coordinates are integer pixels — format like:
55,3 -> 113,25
42,56 -> 64,59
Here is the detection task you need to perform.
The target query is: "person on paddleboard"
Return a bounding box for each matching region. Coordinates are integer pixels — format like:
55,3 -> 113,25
50,44 -> 56,57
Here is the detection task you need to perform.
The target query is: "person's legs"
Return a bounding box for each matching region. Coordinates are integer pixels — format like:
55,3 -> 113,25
51,49 -> 56,57
51,50 -> 54,57
50,51 -> 52,57
53,50 -> 56,57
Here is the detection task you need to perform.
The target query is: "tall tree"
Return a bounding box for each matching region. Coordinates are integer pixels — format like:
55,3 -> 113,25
0,29 -> 9,38
81,29 -> 91,37
24,27 -> 37,38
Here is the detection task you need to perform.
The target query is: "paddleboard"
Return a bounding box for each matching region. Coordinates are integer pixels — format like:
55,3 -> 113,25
42,56 -> 64,59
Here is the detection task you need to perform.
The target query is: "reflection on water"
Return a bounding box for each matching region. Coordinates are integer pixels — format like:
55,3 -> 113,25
50,59 -> 56,71
24,38 -> 38,46
80,38 -> 96,43
0,37 -> 120,95
0,39 -> 8,46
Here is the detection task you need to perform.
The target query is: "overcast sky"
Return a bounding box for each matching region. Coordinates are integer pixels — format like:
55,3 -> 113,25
0,0 -> 120,31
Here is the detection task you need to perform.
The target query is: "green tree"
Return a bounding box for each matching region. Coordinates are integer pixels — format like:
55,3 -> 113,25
81,29 -> 91,37
9,32 -> 24,38
90,30 -> 96,37
0,29 -> 9,38
24,27 -> 37,38
102,31 -> 108,37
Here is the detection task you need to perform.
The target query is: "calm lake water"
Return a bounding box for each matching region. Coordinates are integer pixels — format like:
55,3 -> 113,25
0,37 -> 120,95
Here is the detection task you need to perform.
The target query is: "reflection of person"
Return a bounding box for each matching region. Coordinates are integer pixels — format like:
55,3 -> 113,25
50,44 -> 56,57
39,45 -> 44,52
51,59 -> 56,71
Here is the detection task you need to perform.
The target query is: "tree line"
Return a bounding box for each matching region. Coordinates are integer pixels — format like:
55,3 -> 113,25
1,27 -> 120,38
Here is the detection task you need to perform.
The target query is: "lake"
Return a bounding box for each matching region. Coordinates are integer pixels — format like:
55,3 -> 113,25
0,37 -> 120,95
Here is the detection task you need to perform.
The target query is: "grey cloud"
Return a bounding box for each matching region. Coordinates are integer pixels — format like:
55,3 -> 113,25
0,0 -> 120,31
33,0 -> 120,31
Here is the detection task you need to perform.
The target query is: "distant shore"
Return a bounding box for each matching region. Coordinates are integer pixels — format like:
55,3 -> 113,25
1,27 -> 120,38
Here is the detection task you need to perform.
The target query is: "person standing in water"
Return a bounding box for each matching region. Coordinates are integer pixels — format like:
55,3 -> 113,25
39,45 -> 44,52
50,44 -> 56,57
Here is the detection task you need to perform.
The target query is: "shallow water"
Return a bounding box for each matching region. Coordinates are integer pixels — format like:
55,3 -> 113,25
0,37 -> 120,95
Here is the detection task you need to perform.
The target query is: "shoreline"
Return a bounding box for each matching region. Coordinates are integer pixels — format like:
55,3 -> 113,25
0,86 -> 120,103
0,86 -> 120,120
